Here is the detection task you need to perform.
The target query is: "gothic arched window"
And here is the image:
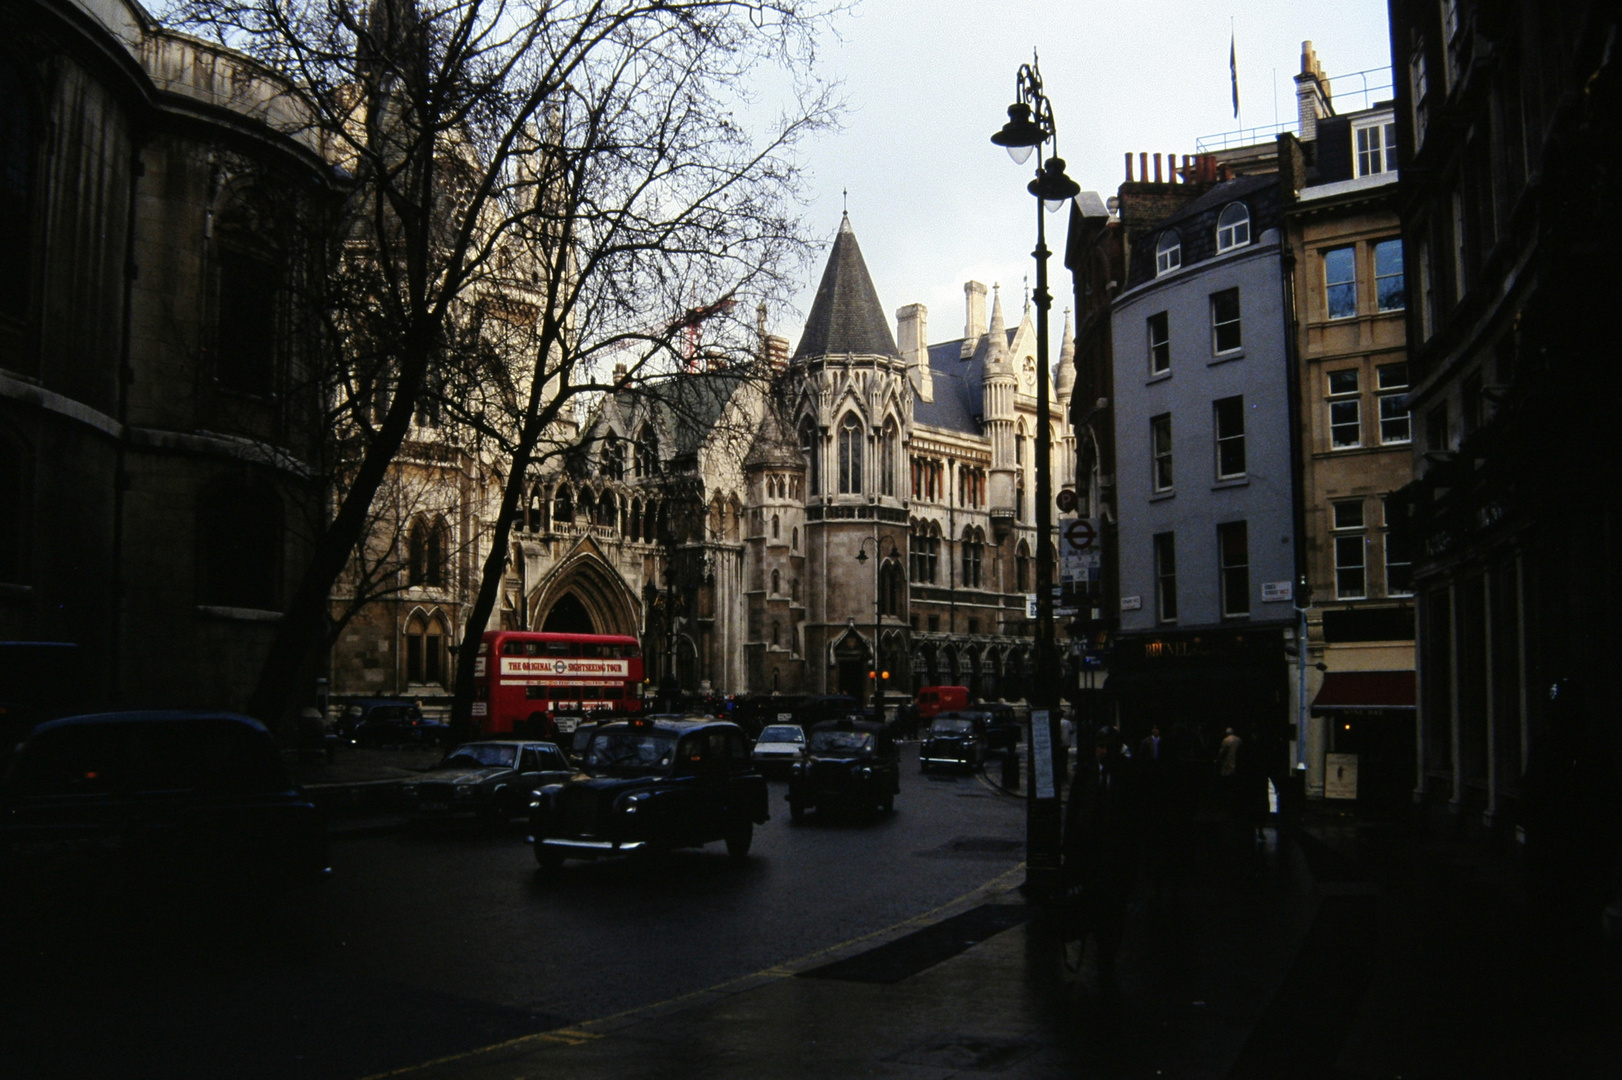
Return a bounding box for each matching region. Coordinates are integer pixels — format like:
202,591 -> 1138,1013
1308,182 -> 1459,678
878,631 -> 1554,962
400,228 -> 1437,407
772,568 -> 780,594
1216,202 -> 1251,252
636,424 -> 659,478
800,418 -> 820,496
772,514 -> 780,539
837,413 -> 863,495
880,417 -> 898,497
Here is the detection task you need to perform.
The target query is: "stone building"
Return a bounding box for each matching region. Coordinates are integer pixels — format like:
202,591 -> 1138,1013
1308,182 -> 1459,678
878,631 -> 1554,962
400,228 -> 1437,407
500,214 -> 1074,703
1,0 -> 329,712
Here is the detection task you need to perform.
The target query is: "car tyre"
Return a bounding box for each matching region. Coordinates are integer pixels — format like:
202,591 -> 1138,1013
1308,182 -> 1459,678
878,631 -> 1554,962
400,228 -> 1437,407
919,759 -> 930,774
880,792 -> 894,814
789,797 -> 805,822
534,843 -> 564,870
725,820 -> 753,861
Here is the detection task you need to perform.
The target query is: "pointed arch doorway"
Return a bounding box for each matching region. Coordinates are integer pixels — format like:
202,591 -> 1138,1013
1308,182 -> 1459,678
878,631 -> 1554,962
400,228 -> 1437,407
540,592 -> 594,634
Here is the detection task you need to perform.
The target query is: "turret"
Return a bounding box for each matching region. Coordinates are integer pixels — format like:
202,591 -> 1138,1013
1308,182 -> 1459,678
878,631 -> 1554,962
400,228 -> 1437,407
983,285 -> 1018,537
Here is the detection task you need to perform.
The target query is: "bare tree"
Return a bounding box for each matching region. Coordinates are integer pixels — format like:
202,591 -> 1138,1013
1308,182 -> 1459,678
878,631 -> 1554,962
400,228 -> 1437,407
163,0 -> 838,727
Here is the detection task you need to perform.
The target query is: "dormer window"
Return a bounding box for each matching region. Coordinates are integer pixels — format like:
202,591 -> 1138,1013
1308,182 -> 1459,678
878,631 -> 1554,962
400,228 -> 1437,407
1354,118 -> 1398,176
1155,230 -> 1182,276
1216,203 -> 1250,252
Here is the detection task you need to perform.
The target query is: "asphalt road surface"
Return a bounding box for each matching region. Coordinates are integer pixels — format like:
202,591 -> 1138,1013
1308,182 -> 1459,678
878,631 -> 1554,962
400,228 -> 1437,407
0,747 -> 1027,1080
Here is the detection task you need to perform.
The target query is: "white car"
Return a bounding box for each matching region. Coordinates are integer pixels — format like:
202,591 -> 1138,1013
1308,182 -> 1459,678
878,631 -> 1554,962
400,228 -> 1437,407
751,724 -> 807,776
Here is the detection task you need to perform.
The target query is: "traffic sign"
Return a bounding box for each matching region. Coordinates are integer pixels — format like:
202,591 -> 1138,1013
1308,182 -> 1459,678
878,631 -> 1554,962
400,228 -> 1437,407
1056,488 -> 1078,513
1063,518 -> 1097,551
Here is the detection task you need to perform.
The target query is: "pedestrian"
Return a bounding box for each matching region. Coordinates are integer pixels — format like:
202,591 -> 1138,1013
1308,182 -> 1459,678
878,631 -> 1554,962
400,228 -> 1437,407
1058,725 -> 1140,989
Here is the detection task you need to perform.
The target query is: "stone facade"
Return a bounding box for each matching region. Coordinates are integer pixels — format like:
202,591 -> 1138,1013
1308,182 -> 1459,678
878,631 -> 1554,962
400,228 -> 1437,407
1,0 -> 328,712
503,214 -> 1074,703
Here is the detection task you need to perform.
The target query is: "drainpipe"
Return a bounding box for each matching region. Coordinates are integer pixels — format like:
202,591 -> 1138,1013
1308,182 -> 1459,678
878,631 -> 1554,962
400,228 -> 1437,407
1279,228 -> 1312,793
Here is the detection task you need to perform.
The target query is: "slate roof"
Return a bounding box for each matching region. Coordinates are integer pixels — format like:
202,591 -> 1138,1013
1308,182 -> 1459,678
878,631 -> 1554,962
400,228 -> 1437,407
594,371 -> 747,460
792,214 -> 901,360
1125,173 -> 1282,288
910,331 -> 1009,437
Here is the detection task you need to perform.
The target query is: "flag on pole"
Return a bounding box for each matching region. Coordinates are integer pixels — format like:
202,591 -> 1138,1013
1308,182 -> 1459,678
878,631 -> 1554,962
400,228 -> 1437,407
1230,30 -> 1240,118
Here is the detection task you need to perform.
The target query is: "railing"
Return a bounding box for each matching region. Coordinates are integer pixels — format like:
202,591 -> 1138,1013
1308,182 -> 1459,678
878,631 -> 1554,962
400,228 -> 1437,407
1194,66 -> 1393,154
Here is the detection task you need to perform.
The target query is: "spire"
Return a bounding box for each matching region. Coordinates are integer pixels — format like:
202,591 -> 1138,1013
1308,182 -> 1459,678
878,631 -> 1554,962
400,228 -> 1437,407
983,283 -> 1009,372
1055,307 -> 1076,397
792,215 -> 900,361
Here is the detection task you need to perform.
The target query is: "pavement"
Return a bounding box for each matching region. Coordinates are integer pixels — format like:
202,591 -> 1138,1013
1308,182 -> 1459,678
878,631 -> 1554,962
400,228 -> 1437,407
296,749 -> 1621,1079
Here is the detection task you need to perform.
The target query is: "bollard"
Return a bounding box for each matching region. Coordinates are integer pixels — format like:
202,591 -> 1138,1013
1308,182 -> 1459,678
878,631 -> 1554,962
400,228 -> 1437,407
1001,746 -> 1021,791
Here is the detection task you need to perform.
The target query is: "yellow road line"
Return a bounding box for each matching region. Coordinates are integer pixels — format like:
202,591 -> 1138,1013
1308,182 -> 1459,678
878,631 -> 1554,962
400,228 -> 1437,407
359,863 -> 1027,1079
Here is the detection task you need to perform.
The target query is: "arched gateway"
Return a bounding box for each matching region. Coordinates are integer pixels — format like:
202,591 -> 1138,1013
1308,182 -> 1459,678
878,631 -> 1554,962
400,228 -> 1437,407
529,548 -> 639,639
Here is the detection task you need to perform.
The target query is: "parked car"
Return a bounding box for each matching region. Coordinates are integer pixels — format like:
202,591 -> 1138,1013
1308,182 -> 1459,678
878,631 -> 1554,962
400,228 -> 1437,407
787,718 -> 899,819
751,724 -> 807,777
0,711 -> 328,890
918,713 -> 989,773
350,704 -> 452,748
958,704 -> 1022,752
529,717 -> 768,868
401,740 -> 573,822
333,698 -> 420,740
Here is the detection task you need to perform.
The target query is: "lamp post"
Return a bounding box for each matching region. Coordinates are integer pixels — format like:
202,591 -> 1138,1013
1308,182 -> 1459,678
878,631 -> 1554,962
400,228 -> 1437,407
991,53 -> 1081,901
855,535 -> 895,714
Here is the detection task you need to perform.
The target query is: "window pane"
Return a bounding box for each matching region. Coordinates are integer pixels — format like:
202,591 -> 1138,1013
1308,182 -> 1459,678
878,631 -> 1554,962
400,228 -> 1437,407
1333,500 -> 1365,530
1335,535 -> 1367,598
1374,239 -> 1405,311
1214,396 -> 1245,478
1156,231 -> 1181,275
1147,312 -> 1170,374
1154,532 -> 1177,621
1376,362 -> 1408,390
1330,400 -> 1362,448
1218,521 -> 1249,617
1151,414 -> 1173,491
1325,247 -> 1357,319
1379,395 -> 1412,443
1211,288 -> 1241,352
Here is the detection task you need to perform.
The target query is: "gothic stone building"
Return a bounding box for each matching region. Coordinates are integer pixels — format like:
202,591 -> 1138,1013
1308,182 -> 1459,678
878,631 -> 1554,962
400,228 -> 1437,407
506,214 -> 1075,704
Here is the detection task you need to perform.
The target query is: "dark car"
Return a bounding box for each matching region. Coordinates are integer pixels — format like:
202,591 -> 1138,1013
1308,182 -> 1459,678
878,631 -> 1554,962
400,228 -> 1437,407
0,711 -> 328,890
918,713 -> 989,773
529,717 -> 767,868
402,740 -> 573,822
348,702 -> 452,748
787,718 -> 899,819
958,704 -> 1022,752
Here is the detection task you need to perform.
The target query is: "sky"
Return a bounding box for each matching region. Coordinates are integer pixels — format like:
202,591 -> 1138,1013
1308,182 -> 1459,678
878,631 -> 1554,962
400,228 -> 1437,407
766,0 -> 1396,351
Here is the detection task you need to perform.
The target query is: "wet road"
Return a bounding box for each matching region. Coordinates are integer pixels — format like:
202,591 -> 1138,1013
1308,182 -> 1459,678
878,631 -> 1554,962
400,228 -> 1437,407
0,749 -> 1027,1080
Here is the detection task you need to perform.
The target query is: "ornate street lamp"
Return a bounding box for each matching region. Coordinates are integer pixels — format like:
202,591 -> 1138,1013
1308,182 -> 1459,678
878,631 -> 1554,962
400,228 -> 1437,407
991,53 -> 1079,900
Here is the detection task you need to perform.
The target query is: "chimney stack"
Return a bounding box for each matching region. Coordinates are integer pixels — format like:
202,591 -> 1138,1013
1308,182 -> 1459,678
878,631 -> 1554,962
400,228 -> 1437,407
1295,40 -> 1332,143
962,281 -> 987,358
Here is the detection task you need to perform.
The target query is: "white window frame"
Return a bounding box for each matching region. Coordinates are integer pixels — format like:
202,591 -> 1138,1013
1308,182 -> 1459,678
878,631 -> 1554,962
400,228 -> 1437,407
1210,288 -> 1242,354
1377,363 -> 1412,444
1147,311 -> 1170,375
1354,119 -> 1399,176
1150,413 -> 1174,493
1382,496 -> 1413,597
1327,369 -> 1362,449
1218,520 -> 1250,618
1153,532 -> 1178,623
1332,500 -> 1368,600
1325,246 -> 1358,320
1216,202 -> 1251,252
1155,230 -> 1182,276
1374,239 -> 1406,312
1214,396 -> 1246,480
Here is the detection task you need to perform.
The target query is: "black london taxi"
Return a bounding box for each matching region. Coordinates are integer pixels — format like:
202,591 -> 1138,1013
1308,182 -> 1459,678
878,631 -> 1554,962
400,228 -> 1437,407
528,716 -> 768,868
918,712 -> 989,773
401,740 -> 573,822
0,711 -> 328,889
786,718 -> 899,819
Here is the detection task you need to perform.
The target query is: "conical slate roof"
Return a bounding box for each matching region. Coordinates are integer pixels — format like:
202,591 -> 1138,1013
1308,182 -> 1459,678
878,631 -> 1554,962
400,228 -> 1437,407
792,214 -> 900,360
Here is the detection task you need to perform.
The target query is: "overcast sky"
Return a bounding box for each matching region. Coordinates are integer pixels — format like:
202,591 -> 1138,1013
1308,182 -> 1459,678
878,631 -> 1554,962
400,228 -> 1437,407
767,0 -> 1396,352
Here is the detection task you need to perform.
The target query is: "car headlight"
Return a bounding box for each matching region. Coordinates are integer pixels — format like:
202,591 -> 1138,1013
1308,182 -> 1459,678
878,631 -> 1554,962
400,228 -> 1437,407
859,766 -> 873,778
621,792 -> 649,814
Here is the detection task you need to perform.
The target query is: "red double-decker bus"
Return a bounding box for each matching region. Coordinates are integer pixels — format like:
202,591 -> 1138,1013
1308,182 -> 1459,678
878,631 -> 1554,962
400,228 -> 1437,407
472,631 -> 644,738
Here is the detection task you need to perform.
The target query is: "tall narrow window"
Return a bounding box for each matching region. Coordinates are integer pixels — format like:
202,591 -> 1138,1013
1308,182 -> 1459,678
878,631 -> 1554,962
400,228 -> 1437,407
214,245 -> 279,397
1377,363 -> 1411,444
1156,230 -> 1182,275
1147,311 -> 1170,374
1153,532 -> 1178,623
1355,120 -> 1398,176
1214,396 -> 1246,479
1150,413 -> 1174,492
1216,203 -> 1250,252
1325,246 -> 1357,320
1383,496 -> 1413,597
881,418 -> 898,497
1218,521 -> 1250,617
1374,239 -> 1405,311
1016,541 -> 1030,592
1210,288 -> 1242,353
1333,500 -> 1368,599
927,525 -> 940,583
800,419 -> 819,495
838,414 -> 863,495
636,424 -> 659,478
1410,43 -> 1430,149
1328,369 -> 1362,448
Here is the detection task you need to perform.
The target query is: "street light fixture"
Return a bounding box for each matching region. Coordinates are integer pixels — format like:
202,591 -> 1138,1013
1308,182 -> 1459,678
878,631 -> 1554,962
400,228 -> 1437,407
990,52 -> 1079,901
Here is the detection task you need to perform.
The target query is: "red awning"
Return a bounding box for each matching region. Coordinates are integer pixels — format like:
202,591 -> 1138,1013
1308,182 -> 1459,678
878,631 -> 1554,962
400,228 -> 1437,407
1311,670 -> 1416,712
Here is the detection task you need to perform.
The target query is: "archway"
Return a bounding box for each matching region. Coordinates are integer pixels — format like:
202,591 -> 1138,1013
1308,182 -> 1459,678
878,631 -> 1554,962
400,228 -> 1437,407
541,592 -> 594,634
832,630 -> 871,702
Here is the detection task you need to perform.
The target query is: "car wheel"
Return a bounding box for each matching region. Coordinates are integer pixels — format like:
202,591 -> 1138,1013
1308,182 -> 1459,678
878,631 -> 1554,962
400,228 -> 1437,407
725,820 -> 753,861
880,792 -> 894,813
789,797 -> 805,822
534,843 -> 564,870
919,759 -> 930,774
